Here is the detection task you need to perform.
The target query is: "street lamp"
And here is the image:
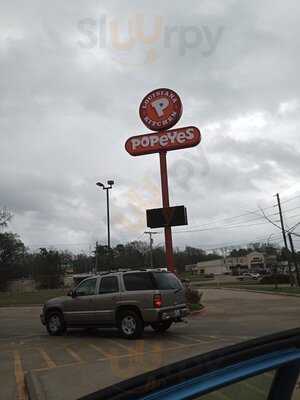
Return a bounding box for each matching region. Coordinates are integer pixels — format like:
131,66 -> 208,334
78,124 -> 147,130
96,180 -> 114,249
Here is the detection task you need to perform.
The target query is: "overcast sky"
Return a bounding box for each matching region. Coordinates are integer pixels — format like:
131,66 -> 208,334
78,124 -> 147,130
1,0 -> 300,254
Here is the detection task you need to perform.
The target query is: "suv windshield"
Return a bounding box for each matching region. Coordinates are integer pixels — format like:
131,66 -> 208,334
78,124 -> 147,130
153,272 -> 182,290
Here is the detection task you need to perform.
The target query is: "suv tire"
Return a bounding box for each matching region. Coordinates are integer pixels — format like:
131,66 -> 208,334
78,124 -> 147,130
117,310 -> 144,339
46,311 -> 66,336
151,321 -> 173,333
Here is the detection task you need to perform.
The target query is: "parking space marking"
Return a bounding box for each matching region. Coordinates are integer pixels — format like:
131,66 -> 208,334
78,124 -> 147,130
106,339 -> 138,354
89,343 -> 113,359
175,334 -> 212,344
13,350 -> 28,400
38,348 -> 56,369
212,390 -> 231,399
29,339 -> 227,373
65,347 -> 83,363
157,338 -> 190,349
239,380 -> 266,397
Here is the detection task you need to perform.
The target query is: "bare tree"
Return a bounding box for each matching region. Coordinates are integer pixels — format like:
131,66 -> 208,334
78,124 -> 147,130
0,207 -> 12,229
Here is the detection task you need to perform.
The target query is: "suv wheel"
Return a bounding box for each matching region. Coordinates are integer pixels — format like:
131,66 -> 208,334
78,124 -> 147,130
46,311 -> 66,336
151,321 -> 173,333
118,310 -> 144,339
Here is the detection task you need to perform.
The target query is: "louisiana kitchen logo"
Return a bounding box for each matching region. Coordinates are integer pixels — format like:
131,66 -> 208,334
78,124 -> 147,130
139,88 -> 182,131
125,126 -> 201,156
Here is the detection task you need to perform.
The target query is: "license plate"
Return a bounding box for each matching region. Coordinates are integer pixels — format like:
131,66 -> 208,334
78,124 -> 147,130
174,310 -> 181,317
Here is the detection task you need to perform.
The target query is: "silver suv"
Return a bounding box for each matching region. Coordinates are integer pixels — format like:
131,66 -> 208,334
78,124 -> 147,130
40,270 -> 189,339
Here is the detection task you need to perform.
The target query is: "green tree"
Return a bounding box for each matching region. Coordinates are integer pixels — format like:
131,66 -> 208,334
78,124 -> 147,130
73,253 -> 93,274
33,248 -> 64,289
0,233 -> 25,291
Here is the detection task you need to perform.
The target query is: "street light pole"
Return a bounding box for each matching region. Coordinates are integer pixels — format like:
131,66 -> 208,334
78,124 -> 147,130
96,180 -> 114,250
106,188 -> 110,249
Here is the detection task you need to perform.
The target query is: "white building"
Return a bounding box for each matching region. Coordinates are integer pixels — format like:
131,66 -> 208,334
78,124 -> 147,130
190,259 -> 230,275
226,251 -> 265,274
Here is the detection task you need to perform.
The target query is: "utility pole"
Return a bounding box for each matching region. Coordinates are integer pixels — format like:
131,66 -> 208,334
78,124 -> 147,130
276,193 -> 293,286
144,231 -> 158,268
288,233 -> 300,286
95,241 -> 98,272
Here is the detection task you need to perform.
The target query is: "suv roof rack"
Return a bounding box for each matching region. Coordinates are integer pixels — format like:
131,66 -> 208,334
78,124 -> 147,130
93,268 -> 149,276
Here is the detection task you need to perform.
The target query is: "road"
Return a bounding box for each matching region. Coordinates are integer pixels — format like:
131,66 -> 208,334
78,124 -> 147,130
1,289 -> 300,400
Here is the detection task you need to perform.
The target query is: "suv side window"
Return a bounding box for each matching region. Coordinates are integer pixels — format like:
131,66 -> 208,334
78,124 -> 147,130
123,272 -> 155,291
99,276 -> 119,294
75,278 -> 97,296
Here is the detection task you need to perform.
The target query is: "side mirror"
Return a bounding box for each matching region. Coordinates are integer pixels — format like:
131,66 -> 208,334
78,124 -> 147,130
68,290 -> 76,298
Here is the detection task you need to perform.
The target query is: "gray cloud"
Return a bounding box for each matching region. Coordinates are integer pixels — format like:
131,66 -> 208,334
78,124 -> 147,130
1,0 -> 300,252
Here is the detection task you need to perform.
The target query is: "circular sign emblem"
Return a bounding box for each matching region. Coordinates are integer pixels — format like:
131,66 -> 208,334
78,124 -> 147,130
139,88 -> 183,131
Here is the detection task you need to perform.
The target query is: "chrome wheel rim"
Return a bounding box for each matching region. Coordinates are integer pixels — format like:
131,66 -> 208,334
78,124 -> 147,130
122,316 -> 136,335
48,315 -> 61,333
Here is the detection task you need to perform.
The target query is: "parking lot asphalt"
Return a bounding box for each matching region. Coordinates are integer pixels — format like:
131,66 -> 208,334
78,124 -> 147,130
1,289 -> 300,400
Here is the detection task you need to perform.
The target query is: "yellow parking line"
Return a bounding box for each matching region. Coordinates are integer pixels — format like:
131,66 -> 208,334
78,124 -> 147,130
13,350 -> 27,400
212,390 -> 232,400
65,348 -> 83,363
105,339 -> 138,354
32,341 -> 210,372
89,344 -> 113,359
175,335 -> 211,344
160,339 -> 187,348
242,381 -> 265,396
38,348 -> 56,369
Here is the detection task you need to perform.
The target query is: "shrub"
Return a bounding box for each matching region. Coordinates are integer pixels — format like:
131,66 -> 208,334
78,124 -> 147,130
260,274 -> 293,284
185,287 -> 202,304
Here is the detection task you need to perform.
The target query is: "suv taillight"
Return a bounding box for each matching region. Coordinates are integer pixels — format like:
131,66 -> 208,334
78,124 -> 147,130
153,294 -> 162,308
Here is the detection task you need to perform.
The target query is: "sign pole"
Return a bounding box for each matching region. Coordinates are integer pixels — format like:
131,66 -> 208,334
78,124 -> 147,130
159,151 -> 175,272
126,88 -> 201,274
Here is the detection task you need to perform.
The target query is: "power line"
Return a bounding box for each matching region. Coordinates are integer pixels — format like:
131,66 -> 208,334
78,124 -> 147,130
167,205 -> 300,234
281,194 -> 300,204
186,235 -> 283,251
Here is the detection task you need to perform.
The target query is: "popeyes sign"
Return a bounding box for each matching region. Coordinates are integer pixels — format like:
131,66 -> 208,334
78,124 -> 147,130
125,88 -> 201,273
125,126 -> 201,156
126,88 -> 201,155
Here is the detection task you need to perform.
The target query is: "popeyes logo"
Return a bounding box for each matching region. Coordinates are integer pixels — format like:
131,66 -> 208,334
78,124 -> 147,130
139,88 -> 182,131
125,126 -> 201,156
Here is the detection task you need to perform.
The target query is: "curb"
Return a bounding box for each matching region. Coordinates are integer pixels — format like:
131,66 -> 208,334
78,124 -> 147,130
189,306 -> 206,317
211,287 -> 300,298
25,371 -> 46,400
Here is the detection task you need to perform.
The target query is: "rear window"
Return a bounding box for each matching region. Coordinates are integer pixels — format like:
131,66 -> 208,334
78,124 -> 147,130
123,272 -> 155,291
153,272 -> 182,290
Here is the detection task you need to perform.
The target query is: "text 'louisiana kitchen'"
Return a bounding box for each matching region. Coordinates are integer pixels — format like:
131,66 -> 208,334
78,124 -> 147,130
125,126 -> 201,156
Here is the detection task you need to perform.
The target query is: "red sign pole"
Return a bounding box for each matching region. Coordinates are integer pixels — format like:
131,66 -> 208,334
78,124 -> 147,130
159,151 -> 175,273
